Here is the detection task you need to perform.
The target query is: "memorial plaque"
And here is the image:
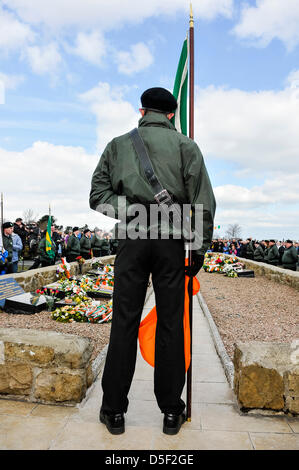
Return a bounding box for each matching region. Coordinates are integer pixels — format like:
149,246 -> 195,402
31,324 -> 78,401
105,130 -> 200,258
237,270 -> 255,278
4,292 -> 47,314
0,278 -> 25,309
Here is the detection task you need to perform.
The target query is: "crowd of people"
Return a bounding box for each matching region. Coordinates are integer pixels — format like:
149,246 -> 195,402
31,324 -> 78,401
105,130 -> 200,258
0,217 -> 117,274
209,238 -> 299,271
1,218 -> 299,274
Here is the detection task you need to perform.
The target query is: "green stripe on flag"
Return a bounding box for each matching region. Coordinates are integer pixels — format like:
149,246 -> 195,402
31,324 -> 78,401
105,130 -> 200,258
172,37 -> 188,135
45,215 -> 55,259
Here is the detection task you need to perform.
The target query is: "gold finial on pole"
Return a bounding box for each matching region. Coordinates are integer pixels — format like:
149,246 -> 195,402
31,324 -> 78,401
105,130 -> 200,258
189,2 -> 194,28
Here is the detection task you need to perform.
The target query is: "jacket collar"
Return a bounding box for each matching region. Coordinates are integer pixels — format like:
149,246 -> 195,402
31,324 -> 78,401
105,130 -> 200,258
138,111 -> 176,131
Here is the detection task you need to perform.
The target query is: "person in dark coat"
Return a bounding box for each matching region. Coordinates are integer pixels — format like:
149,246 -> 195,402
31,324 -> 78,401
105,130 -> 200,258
278,242 -> 285,265
66,227 -> 81,262
80,228 -> 92,259
239,240 -> 248,258
90,87 -> 216,436
267,240 -> 279,266
37,229 -> 57,267
246,238 -> 254,260
91,228 -> 104,258
253,242 -> 264,262
282,240 -> 298,271
1,222 -> 14,274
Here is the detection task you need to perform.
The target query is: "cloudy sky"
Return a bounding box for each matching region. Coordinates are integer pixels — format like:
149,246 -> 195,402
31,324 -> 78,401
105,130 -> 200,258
0,0 -> 298,239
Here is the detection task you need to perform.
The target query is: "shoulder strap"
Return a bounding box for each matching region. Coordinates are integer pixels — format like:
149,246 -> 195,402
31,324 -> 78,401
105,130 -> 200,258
129,128 -> 172,206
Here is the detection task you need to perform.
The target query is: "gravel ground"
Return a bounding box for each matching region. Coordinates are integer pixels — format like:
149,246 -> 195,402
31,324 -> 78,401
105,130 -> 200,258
0,310 -> 111,361
197,270 -> 299,360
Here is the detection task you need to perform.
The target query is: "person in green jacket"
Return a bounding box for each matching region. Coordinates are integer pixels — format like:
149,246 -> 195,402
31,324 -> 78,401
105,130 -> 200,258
1,222 -> 14,274
253,242 -> 264,262
267,240 -> 279,266
90,87 -> 216,436
91,228 -> 104,258
100,235 -> 111,257
80,228 -> 92,259
37,231 -> 56,267
282,240 -> 298,271
246,238 -> 255,260
66,227 -> 81,262
263,240 -> 269,263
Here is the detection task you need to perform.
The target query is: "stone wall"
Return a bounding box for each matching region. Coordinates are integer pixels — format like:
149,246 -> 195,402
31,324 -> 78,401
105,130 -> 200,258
234,342 -> 299,416
0,255 -> 115,293
0,328 -> 93,405
0,256 -> 115,405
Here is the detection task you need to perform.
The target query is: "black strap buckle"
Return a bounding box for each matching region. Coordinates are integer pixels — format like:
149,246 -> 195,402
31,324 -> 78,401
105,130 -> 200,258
154,189 -> 172,206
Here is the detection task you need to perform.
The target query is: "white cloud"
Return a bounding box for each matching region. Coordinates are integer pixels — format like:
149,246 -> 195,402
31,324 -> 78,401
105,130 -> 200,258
66,30 -> 107,66
2,0 -> 234,30
215,173 -> 299,209
116,42 -> 154,75
0,6 -> 34,52
233,0 -> 299,50
79,82 -> 139,151
195,83 -> 299,174
286,69 -> 299,89
0,72 -> 25,89
24,42 -> 63,76
0,141 -> 115,229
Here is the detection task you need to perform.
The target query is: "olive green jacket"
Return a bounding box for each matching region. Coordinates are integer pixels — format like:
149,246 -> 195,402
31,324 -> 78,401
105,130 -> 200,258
80,236 -> 91,257
89,112 -> 216,255
38,237 -> 56,264
282,246 -> 298,268
267,244 -> 279,265
2,234 -> 13,264
253,245 -> 264,261
66,234 -> 80,257
91,235 -> 110,254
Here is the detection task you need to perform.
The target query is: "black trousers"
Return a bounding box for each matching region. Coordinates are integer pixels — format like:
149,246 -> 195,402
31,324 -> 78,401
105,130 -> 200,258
101,238 -> 186,415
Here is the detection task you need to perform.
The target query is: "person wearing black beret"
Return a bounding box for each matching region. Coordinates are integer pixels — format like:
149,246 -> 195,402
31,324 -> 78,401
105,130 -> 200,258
80,228 -> 92,259
66,227 -> 81,262
140,87 -> 178,114
267,240 -> 279,266
1,222 -> 14,274
90,86 -> 216,435
282,240 -> 298,271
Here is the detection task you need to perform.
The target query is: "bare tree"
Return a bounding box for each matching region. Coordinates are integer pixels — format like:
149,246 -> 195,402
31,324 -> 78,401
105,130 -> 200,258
225,223 -> 242,239
23,209 -> 39,224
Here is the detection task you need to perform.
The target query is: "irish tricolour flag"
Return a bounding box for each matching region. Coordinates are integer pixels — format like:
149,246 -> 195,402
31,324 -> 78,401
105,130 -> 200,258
45,215 -> 55,259
172,37 -> 188,136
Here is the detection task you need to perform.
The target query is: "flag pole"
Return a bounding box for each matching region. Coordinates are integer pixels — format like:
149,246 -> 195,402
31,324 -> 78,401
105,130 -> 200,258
186,2 -> 195,423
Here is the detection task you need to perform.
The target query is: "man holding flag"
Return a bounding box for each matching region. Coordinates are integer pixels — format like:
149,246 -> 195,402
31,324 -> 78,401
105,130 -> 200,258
90,8 -> 215,436
37,216 -> 56,267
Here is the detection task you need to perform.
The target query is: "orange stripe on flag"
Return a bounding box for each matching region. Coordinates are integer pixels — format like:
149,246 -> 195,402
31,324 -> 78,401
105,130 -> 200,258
138,259 -> 200,372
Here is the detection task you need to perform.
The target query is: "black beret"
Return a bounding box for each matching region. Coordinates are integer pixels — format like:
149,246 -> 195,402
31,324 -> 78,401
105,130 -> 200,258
269,239 -> 276,243
73,226 -> 79,232
286,239 -> 293,244
141,87 -> 177,113
2,222 -> 13,229
84,228 -> 91,234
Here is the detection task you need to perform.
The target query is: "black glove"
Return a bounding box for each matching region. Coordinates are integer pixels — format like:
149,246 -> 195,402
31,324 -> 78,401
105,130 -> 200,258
185,253 -> 204,277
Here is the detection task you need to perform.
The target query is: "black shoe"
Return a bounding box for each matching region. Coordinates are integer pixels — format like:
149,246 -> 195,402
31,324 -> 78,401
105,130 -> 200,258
163,411 -> 186,435
99,409 -> 125,435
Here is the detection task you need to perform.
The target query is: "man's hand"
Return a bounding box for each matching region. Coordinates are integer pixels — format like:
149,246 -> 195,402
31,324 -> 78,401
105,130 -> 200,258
185,253 -> 204,277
